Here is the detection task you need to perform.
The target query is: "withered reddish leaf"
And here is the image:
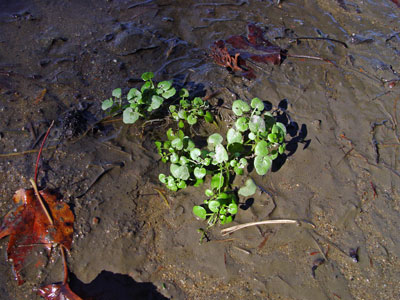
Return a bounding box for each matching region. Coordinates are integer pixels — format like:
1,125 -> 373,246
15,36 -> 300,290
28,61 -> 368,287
37,282 -> 83,300
0,188 -> 74,285
211,23 -> 284,79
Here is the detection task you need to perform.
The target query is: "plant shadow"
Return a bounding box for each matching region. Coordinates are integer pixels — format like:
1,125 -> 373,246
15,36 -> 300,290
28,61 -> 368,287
69,270 -> 169,300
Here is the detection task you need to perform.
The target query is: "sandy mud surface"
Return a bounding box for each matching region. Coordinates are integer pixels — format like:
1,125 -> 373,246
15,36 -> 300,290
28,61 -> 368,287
0,0 -> 399,299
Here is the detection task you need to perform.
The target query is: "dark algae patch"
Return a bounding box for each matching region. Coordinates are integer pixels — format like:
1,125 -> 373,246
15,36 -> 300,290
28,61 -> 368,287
1,0 -> 400,299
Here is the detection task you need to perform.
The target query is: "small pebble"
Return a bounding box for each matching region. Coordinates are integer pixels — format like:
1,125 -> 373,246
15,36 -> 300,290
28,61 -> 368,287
92,217 -> 100,225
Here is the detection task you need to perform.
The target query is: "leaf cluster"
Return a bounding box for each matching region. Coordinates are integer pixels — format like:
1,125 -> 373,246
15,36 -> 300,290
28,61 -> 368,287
169,88 -> 214,127
101,72 -> 176,124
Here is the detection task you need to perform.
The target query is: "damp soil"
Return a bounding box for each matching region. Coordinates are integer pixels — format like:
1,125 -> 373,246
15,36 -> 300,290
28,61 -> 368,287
0,0 -> 400,299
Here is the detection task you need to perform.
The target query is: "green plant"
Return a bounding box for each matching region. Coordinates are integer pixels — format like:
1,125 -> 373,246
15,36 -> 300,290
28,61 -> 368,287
169,88 -> 214,128
101,72 -> 176,124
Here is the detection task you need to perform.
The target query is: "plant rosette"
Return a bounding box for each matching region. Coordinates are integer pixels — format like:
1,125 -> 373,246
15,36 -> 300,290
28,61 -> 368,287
169,88 -> 214,128
101,71 -> 176,124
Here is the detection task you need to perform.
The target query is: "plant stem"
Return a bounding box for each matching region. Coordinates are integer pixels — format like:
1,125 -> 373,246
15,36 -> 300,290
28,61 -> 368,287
34,120 -> 54,184
221,219 -> 303,236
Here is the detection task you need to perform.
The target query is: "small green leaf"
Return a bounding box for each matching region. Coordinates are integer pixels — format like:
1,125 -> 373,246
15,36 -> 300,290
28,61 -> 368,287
254,155 -> 272,175
207,133 -> 223,150
112,88 -> 122,98
187,114 -> 197,125
214,144 -> 228,163
249,115 -> 266,133
227,128 -> 243,145
141,81 -> 151,92
178,120 -> 184,128
178,109 -> 187,120
273,122 -> 287,136
193,206 -> 207,219
211,173 -> 224,190
179,88 -> 189,98
194,167 -> 206,179
169,105 -> 176,113
267,133 -> 278,143
150,95 -> 163,110
179,156 -> 189,165
235,117 -> 249,132
232,100 -> 251,116
184,138 -> 195,151
204,111 -> 213,123
208,200 -> 220,213
157,80 -> 172,91
141,72 -> 154,81
123,108 -> 140,124
170,153 -> 179,163
127,88 -> 141,101
101,99 -> 113,110
251,97 -> 264,111
194,179 -> 204,187
193,97 -> 203,107
162,87 -> 176,99
170,164 -> 190,180
190,148 -> 201,161
166,176 -> 178,191
279,144 -> 286,154
205,189 -> 214,197
248,132 -> 256,140
220,215 -> 233,224
269,150 -> 279,160
234,166 -> 244,175
177,180 -> 187,189
238,178 -> 257,197
171,138 -> 183,150
228,203 -> 238,214
255,140 -> 269,156
159,173 -> 167,184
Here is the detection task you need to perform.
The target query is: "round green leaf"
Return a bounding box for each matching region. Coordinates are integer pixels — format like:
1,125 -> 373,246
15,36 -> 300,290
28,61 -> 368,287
227,128 -> 243,145
208,200 -> 220,213
248,132 -> 256,140
249,115 -> 266,133
141,81 -> 151,92
171,138 -> 183,150
193,205 -> 207,219
220,215 -> 233,224
112,88 -> 122,98
190,148 -> 201,161
178,120 -> 184,128
193,97 -> 203,107
205,189 -> 214,197
166,176 -> 177,191
179,88 -> 189,98
274,122 -> 287,136
267,133 -> 278,143
150,95 -> 163,110
269,150 -> 279,160
159,173 -> 167,184
232,100 -> 250,116
187,114 -> 198,125
235,117 -> 248,132
255,140 -> 269,156
238,158 -> 248,168
214,144 -> 228,163
194,167 -> 206,179
123,108 -> 140,124
157,80 -> 172,91
169,105 -> 176,113
238,178 -> 257,197
101,99 -> 113,110
170,152 -> 179,163
170,164 -> 190,180
178,109 -> 187,120
254,155 -> 272,175
228,203 -> 238,214
211,173 -> 224,190
127,88 -> 141,101
180,156 -> 189,165
177,180 -> 187,189
141,72 -> 154,81
207,133 -> 223,150
251,97 -> 264,111
162,87 -> 176,99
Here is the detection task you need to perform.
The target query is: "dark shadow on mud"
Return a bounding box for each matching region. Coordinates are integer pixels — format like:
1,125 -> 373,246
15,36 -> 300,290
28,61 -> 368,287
270,99 -> 311,172
69,271 -> 169,300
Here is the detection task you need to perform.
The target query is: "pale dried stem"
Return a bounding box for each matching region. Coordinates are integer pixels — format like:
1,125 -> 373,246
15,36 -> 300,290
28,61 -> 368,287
221,219 -> 307,236
30,178 -> 54,225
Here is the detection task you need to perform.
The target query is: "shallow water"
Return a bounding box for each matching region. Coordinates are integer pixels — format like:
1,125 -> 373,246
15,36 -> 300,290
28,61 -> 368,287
0,0 -> 399,299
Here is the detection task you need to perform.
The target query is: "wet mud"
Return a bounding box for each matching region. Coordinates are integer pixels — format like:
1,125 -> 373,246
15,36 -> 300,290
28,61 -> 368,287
0,0 -> 399,299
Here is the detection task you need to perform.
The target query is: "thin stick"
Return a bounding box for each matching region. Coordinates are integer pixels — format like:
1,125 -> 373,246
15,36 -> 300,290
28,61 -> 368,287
287,54 -> 336,66
0,146 -> 56,158
30,178 -> 53,225
221,219 -> 301,236
34,120 -> 54,184
154,188 -> 170,208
